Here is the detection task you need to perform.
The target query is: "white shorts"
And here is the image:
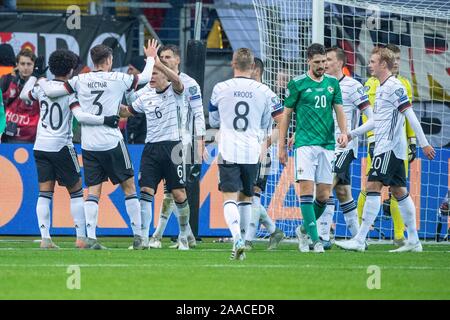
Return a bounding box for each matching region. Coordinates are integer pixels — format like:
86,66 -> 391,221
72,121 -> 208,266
294,145 -> 334,184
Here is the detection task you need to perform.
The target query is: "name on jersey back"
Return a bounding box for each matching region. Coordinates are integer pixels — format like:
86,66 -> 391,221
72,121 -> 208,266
234,91 -> 253,98
88,81 -> 107,89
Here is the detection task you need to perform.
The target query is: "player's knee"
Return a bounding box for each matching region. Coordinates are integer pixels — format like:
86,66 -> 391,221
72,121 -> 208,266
391,187 -> 408,201
335,185 -> 350,201
67,179 -> 82,194
366,181 -> 382,193
141,186 -> 154,197
171,188 -> 187,203
121,177 -> 136,196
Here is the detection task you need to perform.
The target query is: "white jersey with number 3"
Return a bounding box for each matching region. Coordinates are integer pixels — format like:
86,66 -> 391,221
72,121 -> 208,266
30,80 -> 78,152
209,77 -> 281,164
66,71 -> 138,151
373,76 -> 411,160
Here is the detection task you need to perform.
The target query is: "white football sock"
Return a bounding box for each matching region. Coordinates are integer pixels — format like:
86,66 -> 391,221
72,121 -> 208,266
396,193 -> 419,244
259,204 -> 276,234
224,200 -> 241,245
125,194 -> 142,237
140,191 -> 154,242
238,201 -> 252,239
318,198 -> 335,241
153,193 -> 174,239
37,192 -> 53,239
85,194 -> 99,239
341,198 -> 359,237
175,199 -> 190,238
354,192 -> 381,243
70,189 -> 86,238
245,199 -> 262,242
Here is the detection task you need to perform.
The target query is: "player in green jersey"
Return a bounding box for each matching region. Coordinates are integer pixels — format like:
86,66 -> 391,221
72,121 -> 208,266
278,43 -> 348,253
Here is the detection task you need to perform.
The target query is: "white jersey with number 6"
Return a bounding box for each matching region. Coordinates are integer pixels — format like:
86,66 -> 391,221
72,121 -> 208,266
129,84 -> 186,144
209,77 -> 281,164
29,80 -> 78,152
66,71 -> 138,151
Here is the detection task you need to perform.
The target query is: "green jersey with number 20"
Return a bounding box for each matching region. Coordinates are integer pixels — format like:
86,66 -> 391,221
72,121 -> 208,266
285,73 -> 342,150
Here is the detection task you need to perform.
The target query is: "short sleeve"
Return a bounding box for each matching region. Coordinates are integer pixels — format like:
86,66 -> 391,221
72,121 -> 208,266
284,80 -> 299,109
353,84 -> 370,111
267,89 -> 283,118
68,93 -> 80,110
394,86 -> 411,113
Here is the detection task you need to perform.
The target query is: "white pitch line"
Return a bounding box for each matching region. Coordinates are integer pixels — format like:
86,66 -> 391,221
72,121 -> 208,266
0,264 -> 449,271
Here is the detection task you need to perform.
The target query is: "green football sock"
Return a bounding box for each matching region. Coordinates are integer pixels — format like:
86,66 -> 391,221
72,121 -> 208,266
314,199 -> 327,220
300,201 -> 319,242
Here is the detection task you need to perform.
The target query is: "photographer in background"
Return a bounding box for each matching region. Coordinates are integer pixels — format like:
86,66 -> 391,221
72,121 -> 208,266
0,49 -> 44,143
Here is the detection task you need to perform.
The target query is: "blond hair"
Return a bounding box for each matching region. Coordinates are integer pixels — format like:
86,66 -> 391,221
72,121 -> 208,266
371,47 -> 395,70
233,48 -> 254,71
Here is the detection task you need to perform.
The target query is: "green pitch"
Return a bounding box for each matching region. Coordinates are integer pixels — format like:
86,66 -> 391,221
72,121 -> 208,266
0,237 -> 449,300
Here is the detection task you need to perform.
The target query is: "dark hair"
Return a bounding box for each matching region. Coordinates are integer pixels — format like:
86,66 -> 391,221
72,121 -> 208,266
49,49 -> 78,77
90,44 -> 113,65
159,44 -> 181,58
307,43 -> 326,59
326,46 -> 346,66
16,49 -> 36,63
385,43 -> 401,54
254,57 -> 264,74
0,44 -> 16,66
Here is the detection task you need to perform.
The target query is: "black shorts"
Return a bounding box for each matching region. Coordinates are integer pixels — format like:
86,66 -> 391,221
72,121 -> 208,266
82,140 -> 134,187
139,141 -> 185,193
368,150 -> 406,187
34,146 -> 81,187
218,156 -> 259,197
255,152 -> 272,192
333,149 -> 355,186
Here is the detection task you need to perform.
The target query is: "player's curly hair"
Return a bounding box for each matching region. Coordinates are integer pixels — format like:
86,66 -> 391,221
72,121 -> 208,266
48,49 -> 78,77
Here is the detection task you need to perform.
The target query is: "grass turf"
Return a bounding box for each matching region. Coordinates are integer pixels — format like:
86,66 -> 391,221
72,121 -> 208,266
0,237 -> 449,300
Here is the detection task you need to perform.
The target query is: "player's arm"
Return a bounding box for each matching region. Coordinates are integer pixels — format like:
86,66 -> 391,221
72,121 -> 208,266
70,98 -> 119,128
120,94 -> 146,118
19,76 -> 39,102
154,57 -> 184,94
135,39 -> 159,85
37,78 -> 71,98
208,85 -> 220,128
332,81 -> 348,147
187,83 -> 207,161
349,107 -> 374,140
279,80 -> 299,166
125,83 -> 151,105
402,107 -> 435,160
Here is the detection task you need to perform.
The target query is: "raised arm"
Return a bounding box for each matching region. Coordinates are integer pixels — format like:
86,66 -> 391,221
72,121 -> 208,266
154,56 -> 184,94
136,39 -> 159,85
20,76 -> 38,102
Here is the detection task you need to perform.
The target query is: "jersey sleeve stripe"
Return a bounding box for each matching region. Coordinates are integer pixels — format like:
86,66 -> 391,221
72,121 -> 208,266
357,101 -> 370,111
28,91 -> 37,101
271,108 -> 283,118
69,101 -> 80,110
64,82 -> 75,94
208,101 -> 218,112
128,75 -> 139,92
398,102 -> 412,113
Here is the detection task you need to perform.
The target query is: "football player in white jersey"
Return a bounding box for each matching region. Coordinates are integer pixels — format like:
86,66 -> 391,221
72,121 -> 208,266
335,47 -> 435,252
120,56 -> 192,250
147,44 -> 206,249
38,40 -> 159,249
209,48 -> 279,260
243,57 -> 285,250
315,46 -> 374,247
20,49 -> 120,249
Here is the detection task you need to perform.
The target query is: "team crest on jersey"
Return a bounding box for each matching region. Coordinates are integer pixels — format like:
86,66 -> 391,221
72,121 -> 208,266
189,86 -> 197,95
271,96 -> 280,104
357,87 -> 366,95
327,86 -> 334,94
395,88 -> 404,97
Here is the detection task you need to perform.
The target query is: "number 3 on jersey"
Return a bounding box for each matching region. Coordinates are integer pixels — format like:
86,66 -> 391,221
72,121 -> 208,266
315,95 -> 327,108
91,90 -> 104,115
